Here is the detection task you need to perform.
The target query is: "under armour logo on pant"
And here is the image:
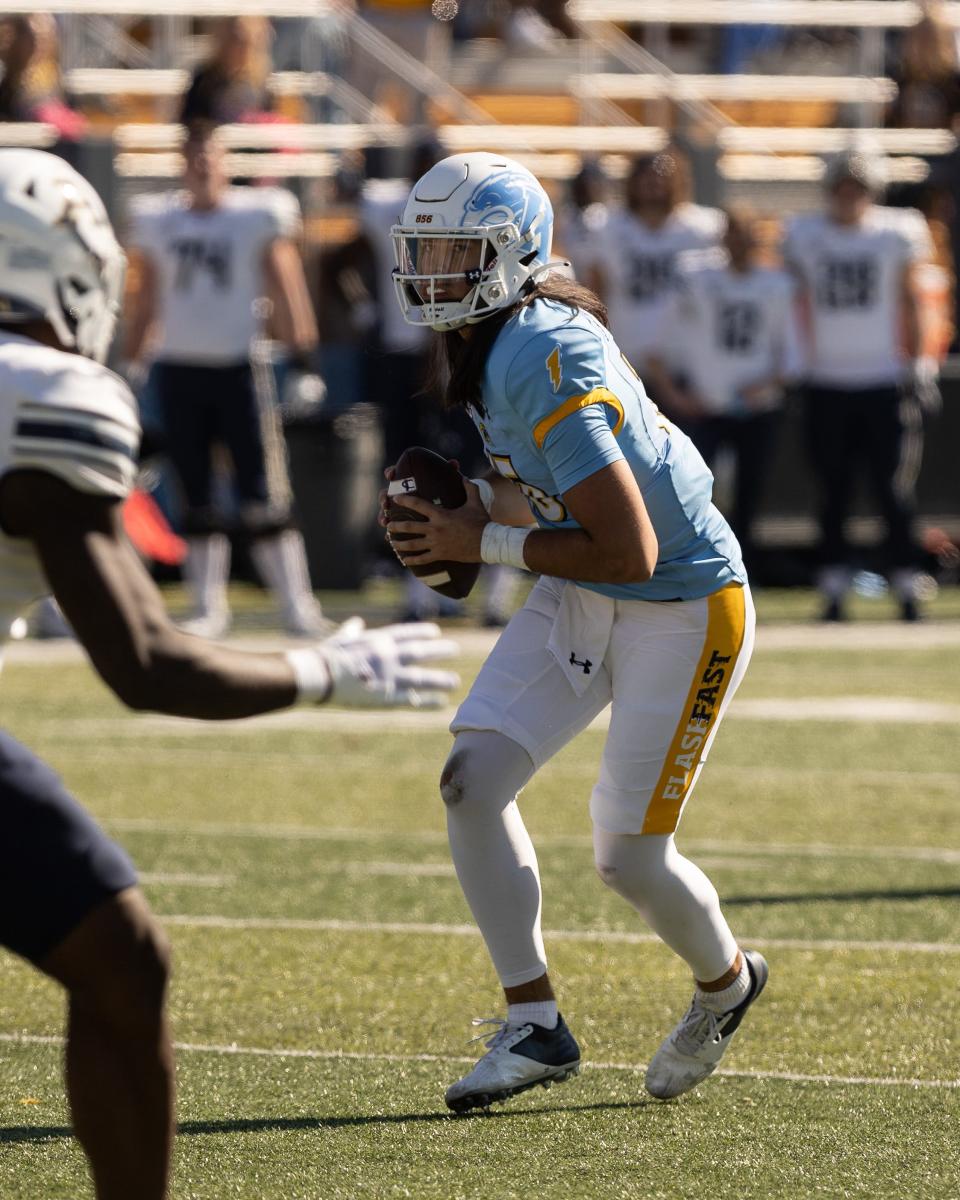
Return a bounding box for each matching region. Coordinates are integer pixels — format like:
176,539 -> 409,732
569,652 -> 593,675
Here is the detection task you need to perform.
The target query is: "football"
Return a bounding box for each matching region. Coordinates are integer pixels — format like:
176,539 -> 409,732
385,446 -> 482,600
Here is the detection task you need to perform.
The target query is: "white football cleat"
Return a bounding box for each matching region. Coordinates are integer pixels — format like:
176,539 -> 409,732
645,950 -> 769,1100
445,1016 -> 581,1114
177,611 -> 231,640
282,602 -> 334,640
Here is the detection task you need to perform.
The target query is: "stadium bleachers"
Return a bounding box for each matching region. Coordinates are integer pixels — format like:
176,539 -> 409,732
1,0 -> 950,209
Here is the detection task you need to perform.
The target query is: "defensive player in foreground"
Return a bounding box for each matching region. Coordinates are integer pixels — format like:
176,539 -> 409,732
0,149 -> 457,1200
384,153 -> 767,1112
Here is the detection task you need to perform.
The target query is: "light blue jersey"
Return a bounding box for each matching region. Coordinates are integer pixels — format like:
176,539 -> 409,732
474,297 -> 746,601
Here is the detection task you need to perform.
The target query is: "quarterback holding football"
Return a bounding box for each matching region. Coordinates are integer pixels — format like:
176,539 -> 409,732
382,152 -> 767,1112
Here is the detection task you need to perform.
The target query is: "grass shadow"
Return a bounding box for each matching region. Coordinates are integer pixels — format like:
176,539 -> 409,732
178,1099 -> 656,1136
726,885 -> 960,906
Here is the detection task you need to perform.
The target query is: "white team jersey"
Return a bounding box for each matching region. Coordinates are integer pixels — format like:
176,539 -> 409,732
360,178 -> 429,355
555,201 -> 609,284
0,332 -> 140,647
656,261 -> 804,415
590,203 -> 726,366
129,186 -> 301,366
783,205 -> 933,388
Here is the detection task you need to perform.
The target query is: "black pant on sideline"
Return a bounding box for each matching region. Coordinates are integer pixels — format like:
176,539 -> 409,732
802,384 -> 923,570
687,409 -> 783,565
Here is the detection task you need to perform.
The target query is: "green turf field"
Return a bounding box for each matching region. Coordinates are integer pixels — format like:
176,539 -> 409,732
1,588 -> 958,1199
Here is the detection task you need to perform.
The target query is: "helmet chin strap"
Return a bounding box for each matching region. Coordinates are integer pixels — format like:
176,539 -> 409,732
525,258 -> 572,288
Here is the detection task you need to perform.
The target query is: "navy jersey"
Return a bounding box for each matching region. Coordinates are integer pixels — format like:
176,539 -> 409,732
474,298 -> 745,601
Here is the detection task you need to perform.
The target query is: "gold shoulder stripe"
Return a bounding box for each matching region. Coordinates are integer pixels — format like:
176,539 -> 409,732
532,387 -> 625,449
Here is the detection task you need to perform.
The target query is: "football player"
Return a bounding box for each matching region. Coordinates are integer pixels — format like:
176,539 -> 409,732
783,150 -> 936,621
384,152 -> 767,1112
581,146 -> 725,397
645,205 -> 805,568
0,148 -> 457,1200
124,119 -> 326,639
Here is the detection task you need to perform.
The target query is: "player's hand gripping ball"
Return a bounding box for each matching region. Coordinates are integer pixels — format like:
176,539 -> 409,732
383,446 -> 482,600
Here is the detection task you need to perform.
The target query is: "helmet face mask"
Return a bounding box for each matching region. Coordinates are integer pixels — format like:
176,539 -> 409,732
0,149 -> 125,363
391,152 -> 555,332
392,220 -> 529,331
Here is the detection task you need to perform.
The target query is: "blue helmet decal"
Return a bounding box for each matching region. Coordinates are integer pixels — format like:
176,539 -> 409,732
462,169 -> 553,261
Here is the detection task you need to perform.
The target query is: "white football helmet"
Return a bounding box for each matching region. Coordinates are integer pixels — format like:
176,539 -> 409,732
392,152 -> 558,331
0,148 -> 125,363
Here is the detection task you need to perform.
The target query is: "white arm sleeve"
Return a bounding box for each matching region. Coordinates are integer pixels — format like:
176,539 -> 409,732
899,208 -> 934,265
265,187 -> 302,241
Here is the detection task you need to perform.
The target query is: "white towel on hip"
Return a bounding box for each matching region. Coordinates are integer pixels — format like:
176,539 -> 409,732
546,580 -> 615,696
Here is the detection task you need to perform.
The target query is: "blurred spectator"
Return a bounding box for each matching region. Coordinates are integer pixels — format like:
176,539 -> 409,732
555,158 -> 610,277
498,1 -> 574,50
783,151 -> 937,622
179,17 -> 275,127
887,2 -> 960,129
272,4 -> 355,122
584,147 -> 725,391
124,122 -> 325,639
0,14 -> 85,140
313,154 -> 378,413
354,1 -> 452,123
645,206 -> 804,569
718,12 -> 785,75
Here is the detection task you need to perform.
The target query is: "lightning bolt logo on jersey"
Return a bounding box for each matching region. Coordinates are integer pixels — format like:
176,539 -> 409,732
476,297 -> 745,602
546,344 -> 563,393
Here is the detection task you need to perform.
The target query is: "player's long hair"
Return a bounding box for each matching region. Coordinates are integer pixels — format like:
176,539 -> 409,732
427,275 -> 608,414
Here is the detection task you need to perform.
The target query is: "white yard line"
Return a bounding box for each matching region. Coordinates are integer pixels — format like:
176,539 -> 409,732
19,692 -> 960,739
7,622 -> 960,665
102,817 -> 960,865
36,747 -> 960,793
138,873 -> 233,887
155,913 -> 960,955
1,1032 -> 955,1091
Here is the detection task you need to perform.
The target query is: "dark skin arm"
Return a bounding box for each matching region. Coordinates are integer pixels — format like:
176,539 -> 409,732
386,459 -> 659,585
0,471 -> 299,718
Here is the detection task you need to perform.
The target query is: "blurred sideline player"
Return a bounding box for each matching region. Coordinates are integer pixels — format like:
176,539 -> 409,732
0,148 -> 457,1200
582,147 -> 725,389
385,152 -> 767,1112
645,206 -> 804,568
124,120 -> 325,639
784,150 -> 937,621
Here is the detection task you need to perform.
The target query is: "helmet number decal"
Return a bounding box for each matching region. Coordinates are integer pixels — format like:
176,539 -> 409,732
489,453 -> 567,523
546,344 -> 563,394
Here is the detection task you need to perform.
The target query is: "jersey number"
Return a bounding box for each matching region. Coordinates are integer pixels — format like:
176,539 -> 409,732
717,301 -> 759,353
489,453 -> 568,523
815,258 -> 877,310
627,253 -> 673,302
170,237 -> 233,291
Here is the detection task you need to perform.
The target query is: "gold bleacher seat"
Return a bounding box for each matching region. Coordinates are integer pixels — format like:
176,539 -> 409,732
464,94 -> 581,126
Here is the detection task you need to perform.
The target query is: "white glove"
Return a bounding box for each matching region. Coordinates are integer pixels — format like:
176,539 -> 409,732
286,618 -> 460,709
905,356 -> 941,415
280,366 -> 327,422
